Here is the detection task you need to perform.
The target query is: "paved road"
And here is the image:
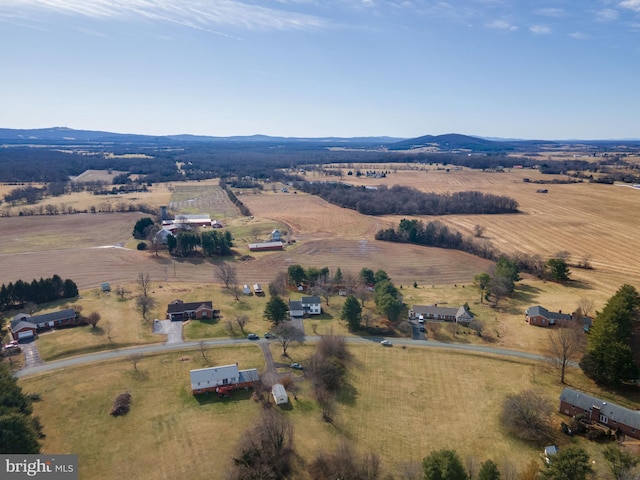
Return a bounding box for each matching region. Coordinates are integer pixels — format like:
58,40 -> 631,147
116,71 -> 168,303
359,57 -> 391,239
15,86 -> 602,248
14,335 -> 559,379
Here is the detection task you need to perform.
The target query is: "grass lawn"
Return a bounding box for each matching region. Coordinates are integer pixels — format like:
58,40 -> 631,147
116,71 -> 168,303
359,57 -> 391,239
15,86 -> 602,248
19,342 -> 616,480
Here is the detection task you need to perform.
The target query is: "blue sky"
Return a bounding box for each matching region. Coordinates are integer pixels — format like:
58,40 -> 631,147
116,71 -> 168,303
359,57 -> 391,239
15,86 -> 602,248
1,1 -> 639,139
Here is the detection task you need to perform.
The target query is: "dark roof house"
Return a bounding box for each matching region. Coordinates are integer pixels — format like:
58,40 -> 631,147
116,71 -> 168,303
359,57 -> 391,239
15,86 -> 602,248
167,300 -> 214,321
559,387 -> 640,440
525,305 -> 572,327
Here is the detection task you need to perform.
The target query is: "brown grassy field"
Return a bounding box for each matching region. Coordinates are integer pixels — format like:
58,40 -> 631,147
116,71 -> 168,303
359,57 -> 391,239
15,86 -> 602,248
18,343 -> 619,480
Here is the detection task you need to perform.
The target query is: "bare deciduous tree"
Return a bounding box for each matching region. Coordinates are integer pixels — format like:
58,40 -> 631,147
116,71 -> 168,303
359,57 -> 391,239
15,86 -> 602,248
104,320 -> 114,345
215,262 -> 237,289
269,272 -> 289,297
85,312 -> 101,329
136,295 -> 156,322
198,341 -> 210,366
577,297 -> 594,319
137,272 -> 152,297
225,319 -> 236,336
548,323 -> 581,384
473,224 -> 485,238
116,286 -> 130,300
500,389 -> 555,444
309,441 -> 381,479
128,353 -> 143,372
273,322 -> 305,357
235,315 -> 248,335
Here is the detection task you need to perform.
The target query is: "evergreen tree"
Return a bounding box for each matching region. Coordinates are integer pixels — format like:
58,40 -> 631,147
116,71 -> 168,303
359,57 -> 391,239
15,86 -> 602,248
341,295 -> 362,332
333,267 -> 343,286
132,217 -> 154,239
422,449 -> 468,480
478,460 -> 501,480
545,258 -> 571,282
264,295 -> 289,325
539,446 -> 592,480
580,284 -> 640,385
287,265 -> 306,286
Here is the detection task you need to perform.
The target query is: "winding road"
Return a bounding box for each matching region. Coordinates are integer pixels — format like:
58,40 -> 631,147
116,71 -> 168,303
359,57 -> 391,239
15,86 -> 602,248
14,335 -> 558,379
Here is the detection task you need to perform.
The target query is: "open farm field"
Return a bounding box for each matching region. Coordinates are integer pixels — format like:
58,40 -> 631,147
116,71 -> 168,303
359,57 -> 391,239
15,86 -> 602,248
309,166 -> 640,298
70,169 -> 128,183
19,344 -> 615,480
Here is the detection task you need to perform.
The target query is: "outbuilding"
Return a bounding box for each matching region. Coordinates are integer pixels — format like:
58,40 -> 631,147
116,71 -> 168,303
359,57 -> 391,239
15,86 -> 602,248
272,384 -> 288,405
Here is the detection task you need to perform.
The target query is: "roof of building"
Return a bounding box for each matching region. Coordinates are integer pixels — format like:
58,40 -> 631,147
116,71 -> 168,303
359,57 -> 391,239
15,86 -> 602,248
526,305 -> 572,321
289,300 -> 303,311
11,309 -> 77,329
167,301 -> 213,314
238,368 -> 259,384
248,241 -> 283,249
272,383 -> 288,399
190,364 -> 239,390
560,388 -> 640,430
302,296 -> 321,305
412,305 -> 473,321
10,320 -> 37,332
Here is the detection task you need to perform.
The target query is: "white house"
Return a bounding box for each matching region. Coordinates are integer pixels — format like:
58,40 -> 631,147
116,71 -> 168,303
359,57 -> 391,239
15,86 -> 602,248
190,364 -> 259,395
271,229 -> 282,241
289,300 -> 304,318
272,384 -> 288,405
301,296 -> 322,315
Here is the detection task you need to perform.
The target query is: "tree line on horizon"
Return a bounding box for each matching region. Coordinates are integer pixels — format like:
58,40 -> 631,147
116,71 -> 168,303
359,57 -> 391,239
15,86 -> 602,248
294,182 -> 519,215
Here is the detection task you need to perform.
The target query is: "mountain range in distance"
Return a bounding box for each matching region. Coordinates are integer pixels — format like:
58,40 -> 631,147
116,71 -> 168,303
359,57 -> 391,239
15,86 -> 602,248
0,127 -> 639,153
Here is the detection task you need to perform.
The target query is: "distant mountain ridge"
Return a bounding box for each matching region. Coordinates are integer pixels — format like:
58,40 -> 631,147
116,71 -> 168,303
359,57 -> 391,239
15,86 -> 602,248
0,127 -> 638,152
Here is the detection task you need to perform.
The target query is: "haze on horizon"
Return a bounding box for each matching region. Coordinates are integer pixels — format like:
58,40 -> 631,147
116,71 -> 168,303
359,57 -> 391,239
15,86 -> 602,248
1,1 -> 639,140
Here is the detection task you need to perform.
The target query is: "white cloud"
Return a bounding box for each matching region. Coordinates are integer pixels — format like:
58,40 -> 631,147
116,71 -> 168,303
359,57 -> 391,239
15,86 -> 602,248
0,0 -> 328,31
620,0 -> 640,12
529,25 -> 550,34
596,8 -> 619,21
485,19 -> 517,31
569,31 -> 588,39
536,7 -> 564,17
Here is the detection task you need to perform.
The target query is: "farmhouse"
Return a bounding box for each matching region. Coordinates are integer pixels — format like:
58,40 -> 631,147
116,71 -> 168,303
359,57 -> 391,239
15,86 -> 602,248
9,308 -> 79,341
410,305 -> 473,324
525,305 -> 572,327
271,229 -> 282,241
559,388 -> 640,440
302,296 -> 322,315
248,241 -> 284,252
190,364 -> 259,395
167,300 -> 214,321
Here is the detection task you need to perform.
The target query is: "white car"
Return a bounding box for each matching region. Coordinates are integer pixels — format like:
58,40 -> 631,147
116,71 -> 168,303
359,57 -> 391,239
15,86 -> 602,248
380,340 -> 392,347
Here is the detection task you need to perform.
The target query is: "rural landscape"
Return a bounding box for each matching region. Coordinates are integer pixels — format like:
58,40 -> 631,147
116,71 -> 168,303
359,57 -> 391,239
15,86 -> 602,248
2,128 -> 640,479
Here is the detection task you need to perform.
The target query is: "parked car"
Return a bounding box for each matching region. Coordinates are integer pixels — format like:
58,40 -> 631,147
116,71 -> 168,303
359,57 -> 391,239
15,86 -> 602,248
264,332 -> 274,339
418,315 -> 425,324
380,340 -> 392,347
247,333 -> 259,340
290,362 -> 303,370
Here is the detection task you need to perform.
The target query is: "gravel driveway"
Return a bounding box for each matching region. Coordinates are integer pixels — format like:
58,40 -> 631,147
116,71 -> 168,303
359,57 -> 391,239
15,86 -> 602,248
153,319 -> 184,344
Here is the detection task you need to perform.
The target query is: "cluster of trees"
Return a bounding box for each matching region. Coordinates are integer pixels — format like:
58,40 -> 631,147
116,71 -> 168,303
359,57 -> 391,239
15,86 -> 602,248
473,257 -> 521,305
308,334 -> 350,423
0,275 -> 78,311
295,182 -> 519,216
580,284 -> 640,386
376,219 -> 496,260
0,363 -> 42,453
134,273 -> 156,323
166,230 -> 233,257
287,264 -> 331,287
220,182 -> 252,216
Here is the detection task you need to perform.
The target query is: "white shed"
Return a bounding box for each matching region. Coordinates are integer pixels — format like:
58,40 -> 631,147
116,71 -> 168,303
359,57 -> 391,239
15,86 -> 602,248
243,285 -> 251,295
272,384 -> 288,405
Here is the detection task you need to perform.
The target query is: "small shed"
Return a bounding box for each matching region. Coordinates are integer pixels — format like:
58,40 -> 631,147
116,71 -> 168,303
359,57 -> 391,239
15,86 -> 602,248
243,285 -> 252,295
272,384 -> 288,405
544,446 -> 558,464
101,282 -> 111,292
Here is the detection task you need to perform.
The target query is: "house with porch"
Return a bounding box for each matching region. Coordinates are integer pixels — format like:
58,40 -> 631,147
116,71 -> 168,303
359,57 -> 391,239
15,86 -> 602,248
410,304 -> 473,324
190,363 -> 259,395
167,300 -> 214,321
559,387 -> 640,440
302,296 -> 322,315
